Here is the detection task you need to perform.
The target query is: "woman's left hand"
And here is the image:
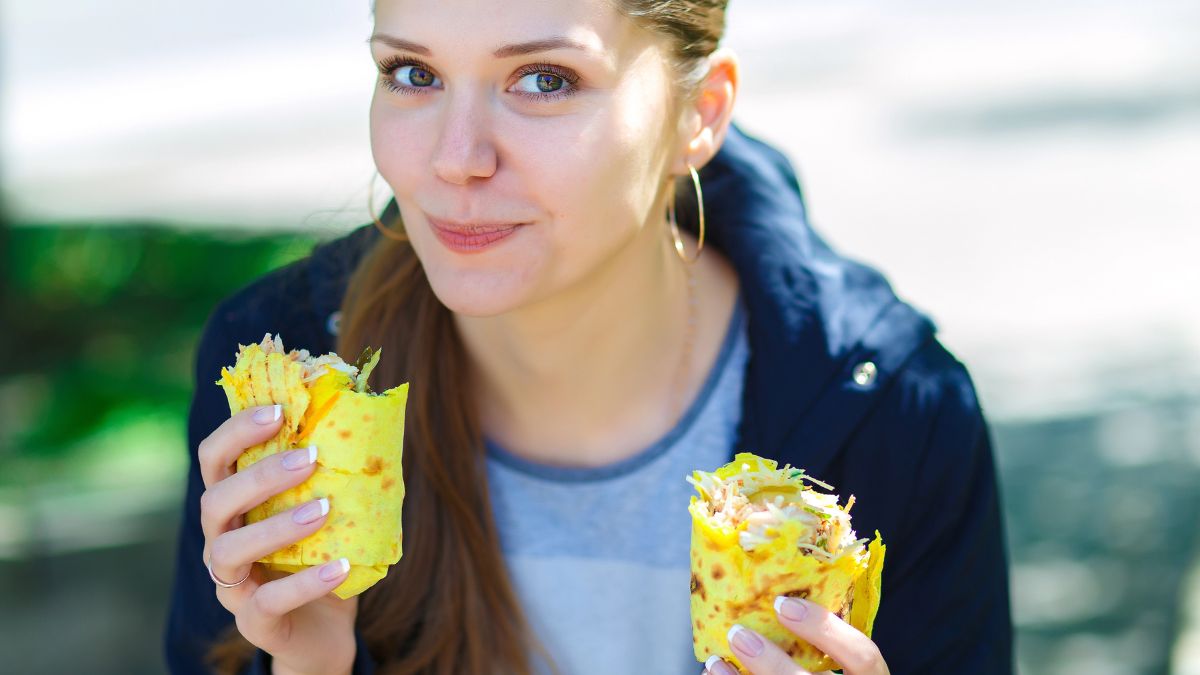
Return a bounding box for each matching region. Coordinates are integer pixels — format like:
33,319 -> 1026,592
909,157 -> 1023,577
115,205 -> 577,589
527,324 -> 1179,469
701,596 -> 891,675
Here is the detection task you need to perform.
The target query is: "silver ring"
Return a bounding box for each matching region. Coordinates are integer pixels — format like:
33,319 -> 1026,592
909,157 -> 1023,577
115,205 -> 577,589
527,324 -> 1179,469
206,554 -> 252,588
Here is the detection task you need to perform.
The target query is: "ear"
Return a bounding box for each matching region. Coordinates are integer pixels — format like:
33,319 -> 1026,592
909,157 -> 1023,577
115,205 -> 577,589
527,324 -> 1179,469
670,46 -> 740,175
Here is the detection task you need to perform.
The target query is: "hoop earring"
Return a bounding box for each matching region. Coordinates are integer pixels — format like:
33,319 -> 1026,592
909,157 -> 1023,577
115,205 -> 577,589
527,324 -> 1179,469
668,162 -> 705,264
368,171 -> 408,242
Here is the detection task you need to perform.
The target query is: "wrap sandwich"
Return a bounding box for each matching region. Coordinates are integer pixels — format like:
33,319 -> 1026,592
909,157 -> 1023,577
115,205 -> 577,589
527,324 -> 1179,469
687,452 -> 885,672
215,333 -> 408,599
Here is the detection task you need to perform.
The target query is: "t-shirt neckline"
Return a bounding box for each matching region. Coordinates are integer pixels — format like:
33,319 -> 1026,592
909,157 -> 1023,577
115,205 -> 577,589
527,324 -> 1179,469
484,292 -> 747,483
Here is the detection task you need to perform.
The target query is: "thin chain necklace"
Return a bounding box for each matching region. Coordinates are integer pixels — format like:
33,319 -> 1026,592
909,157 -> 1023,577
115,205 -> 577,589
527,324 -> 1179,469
670,258 -> 700,423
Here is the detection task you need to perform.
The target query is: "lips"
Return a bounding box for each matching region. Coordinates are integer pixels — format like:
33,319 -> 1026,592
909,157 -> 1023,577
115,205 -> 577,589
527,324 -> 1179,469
427,215 -> 526,252
427,216 -> 523,234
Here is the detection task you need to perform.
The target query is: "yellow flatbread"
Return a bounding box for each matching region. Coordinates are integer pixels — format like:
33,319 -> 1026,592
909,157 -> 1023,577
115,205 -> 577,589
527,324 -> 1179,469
216,333 -> 408,598
688,452 -> 885,672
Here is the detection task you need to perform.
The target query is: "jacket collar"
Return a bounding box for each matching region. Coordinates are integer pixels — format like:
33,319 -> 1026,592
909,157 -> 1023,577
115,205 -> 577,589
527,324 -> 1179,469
695,122 -> 936,473
307,122 -> 935,475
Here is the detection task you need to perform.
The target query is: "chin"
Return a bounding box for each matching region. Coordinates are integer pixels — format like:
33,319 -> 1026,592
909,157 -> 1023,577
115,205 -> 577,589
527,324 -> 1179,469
422,264 -> 537,318
408,222 -> 550,318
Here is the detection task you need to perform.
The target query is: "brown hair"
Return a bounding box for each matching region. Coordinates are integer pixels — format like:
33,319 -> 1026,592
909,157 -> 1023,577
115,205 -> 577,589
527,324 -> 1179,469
207,2 -> 727,673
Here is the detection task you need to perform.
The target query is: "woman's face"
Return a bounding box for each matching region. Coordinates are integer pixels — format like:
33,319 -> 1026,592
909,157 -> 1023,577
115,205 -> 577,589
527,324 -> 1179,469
369,0 -> 689,317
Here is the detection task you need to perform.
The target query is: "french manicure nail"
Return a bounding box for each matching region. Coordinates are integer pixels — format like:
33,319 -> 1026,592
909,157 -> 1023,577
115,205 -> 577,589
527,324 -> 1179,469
282,445 -> 318,470
775,595 -> 808,621
293,497 -> 329,524
728,624 -> 764,658
253,404 -> 281,424
705,655 -> 737,675
319,557 -> 350,582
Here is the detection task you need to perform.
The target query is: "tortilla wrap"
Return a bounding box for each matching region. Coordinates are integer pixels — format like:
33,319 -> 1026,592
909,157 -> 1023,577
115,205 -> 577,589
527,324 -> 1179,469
215,333 -> 408,599
688,452 -> 885,672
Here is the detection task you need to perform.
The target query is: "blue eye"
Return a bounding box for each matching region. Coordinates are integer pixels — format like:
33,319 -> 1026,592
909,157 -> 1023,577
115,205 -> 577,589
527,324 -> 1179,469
396,64 -> 438,88
514,72 -> 565,94
375,56 -> 580,101
377,57 -> 441,95
510,63 -> 580,100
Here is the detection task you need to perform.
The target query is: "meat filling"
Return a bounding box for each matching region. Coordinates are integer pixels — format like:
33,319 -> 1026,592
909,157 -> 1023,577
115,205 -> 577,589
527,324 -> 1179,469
241,333 -> 363,386
688,462 -> 869,563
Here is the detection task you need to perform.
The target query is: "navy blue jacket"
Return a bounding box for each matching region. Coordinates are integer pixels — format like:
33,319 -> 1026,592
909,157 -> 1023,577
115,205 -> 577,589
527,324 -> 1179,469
165,121 -> 1013,674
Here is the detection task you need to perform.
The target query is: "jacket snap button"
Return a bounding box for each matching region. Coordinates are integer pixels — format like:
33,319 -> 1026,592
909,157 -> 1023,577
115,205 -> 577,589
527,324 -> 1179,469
326,311 -> 342,336
852,361 -> 877,387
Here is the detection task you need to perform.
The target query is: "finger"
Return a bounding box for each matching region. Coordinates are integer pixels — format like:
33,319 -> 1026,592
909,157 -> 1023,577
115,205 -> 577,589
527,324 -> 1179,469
704,654 -> 835,675
704,654 -> 760,675
725,624 -> 811,675
234,557 -> 352,649
200,444 -> 319,541
207,497 -> 331,598
198,404 -> 284,488
208,558 -> 264,613
773,596 -> 889,675
700,653 -> 835,672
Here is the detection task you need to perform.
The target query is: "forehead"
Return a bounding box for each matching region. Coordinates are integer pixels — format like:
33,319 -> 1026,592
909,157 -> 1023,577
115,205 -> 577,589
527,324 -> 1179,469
373,0 -> 655,63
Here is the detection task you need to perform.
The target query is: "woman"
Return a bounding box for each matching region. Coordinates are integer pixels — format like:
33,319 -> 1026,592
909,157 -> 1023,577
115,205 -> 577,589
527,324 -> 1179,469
165,0 -> 1013,673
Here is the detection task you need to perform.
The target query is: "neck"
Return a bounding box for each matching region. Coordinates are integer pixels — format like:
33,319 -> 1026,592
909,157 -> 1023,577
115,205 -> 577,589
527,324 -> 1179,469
452,220 -> 695,468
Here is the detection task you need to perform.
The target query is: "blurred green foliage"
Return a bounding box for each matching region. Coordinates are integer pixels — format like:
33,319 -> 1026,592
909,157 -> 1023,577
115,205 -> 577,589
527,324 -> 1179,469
0,223 -> 321,488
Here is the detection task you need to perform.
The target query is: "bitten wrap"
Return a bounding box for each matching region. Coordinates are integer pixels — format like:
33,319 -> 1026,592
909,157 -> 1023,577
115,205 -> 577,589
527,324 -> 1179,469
216,334 -> 408,599
688,452 -> 885,672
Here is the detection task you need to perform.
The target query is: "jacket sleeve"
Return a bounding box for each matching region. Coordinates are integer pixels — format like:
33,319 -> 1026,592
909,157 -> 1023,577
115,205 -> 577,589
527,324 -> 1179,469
867,341 -> 1015,674
162,297 -> 380,675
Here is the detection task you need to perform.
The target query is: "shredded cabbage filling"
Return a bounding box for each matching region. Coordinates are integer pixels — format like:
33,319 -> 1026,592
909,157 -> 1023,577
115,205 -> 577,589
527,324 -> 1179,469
688,462 -> 869,564
241,333 -> 370,389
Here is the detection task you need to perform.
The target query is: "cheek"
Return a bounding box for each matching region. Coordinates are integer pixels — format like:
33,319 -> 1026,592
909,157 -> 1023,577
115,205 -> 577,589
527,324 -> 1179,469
564,148 -> 662,270
506,113 -> 663,255
510,154 -> 634,286
565,73 -> 673,232
369,103 -> 432,197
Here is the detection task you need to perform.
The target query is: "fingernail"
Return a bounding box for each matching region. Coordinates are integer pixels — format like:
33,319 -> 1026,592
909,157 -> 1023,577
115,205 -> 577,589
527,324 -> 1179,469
705,654 -> 737,675
728,624 -> 763,658
775,595 -> 808,621
319,557 -> 350,582
282,445 -> 318,470
253,404 -> 281,424
292,497 -> 329,524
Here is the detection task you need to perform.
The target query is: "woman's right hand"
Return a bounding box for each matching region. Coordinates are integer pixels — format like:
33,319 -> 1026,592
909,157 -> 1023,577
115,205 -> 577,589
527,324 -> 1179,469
198,404 -> 360,675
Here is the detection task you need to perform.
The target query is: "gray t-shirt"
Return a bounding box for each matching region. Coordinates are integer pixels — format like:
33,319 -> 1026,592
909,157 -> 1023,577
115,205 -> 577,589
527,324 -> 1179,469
484,294 -> 749,675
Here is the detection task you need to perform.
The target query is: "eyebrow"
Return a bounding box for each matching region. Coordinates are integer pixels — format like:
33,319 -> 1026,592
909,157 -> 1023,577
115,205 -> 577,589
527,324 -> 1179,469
366,33 -> 594,59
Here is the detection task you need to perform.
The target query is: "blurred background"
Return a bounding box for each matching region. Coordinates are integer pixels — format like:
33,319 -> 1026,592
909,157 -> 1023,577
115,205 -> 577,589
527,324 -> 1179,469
2,0 -> 1198,673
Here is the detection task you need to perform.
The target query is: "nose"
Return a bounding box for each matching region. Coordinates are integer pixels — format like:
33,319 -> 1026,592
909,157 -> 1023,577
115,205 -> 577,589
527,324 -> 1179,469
430,90 -> 498,185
